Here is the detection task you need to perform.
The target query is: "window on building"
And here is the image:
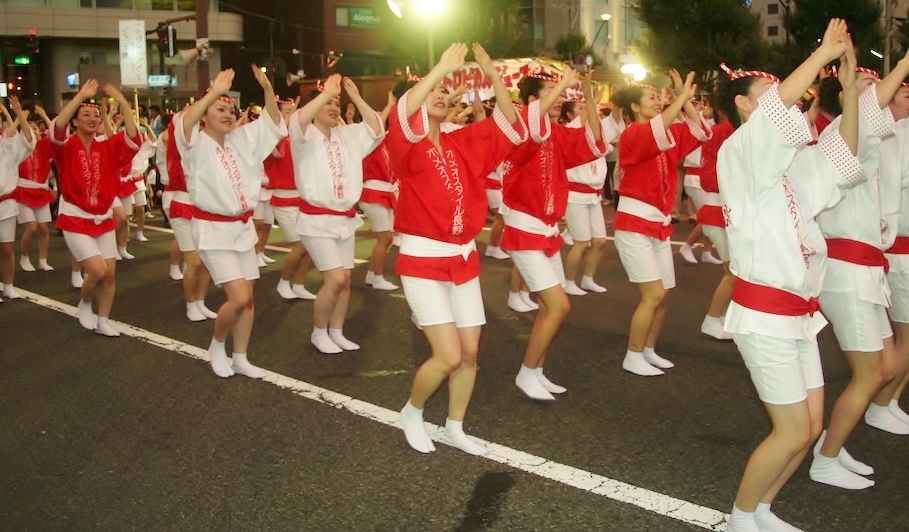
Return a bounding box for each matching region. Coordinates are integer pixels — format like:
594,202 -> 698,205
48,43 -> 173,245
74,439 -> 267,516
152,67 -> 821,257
136,0 -> 176,9
96,0 -> 133,7
48,0 -> 93,6
336,6 -> 350,27
768,3 -> 779,15
768,25 -> 779,37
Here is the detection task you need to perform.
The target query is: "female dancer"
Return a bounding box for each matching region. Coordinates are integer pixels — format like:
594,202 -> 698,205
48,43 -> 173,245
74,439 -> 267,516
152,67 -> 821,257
16,104 -> 54,273
0,96 -> 35,302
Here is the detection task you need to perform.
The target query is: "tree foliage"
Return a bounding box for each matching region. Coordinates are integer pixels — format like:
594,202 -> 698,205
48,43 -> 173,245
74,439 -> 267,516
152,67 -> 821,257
555,32 -> 600,65
785,0 -> 883,70
635,0 -> 765,85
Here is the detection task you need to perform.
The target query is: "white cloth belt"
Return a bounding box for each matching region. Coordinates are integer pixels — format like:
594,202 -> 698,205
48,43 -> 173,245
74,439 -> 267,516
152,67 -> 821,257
363,179 -> 398,193
616,196 -> 671,226
499,204 -> 560,237
58,197 -> 114,225
17,178 -> 50,190
172,191 -> 191,204
272,188 -> 300,198
400,234 -> 476,260
703,192 -> 722,206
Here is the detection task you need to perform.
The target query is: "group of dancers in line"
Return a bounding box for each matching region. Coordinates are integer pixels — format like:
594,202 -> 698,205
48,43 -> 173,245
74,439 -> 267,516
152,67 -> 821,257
3,19 -> 909,529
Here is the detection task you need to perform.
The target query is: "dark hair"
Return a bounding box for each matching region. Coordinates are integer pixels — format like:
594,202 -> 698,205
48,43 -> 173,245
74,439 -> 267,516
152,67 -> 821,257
817,76 -> 843,116
392,79 -> 418,100
160,114 -> 173,128
149,105 -> 161,114
717,76 -> 760,130
517,76 -> 545,105
559,101 -> 576,124
612,85 -> 644,122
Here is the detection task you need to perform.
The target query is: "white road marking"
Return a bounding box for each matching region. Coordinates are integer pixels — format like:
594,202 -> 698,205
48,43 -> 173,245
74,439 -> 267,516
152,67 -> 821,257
17,287 -> 729,530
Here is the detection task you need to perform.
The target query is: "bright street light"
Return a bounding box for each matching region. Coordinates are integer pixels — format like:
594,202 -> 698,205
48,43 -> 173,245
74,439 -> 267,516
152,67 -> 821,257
386,0 -> 446,69
621,63 -> 647,82
871,49 -> 884,59
387,0 -> 403,19
600,13 -> 612,21
415,0 -> 446,18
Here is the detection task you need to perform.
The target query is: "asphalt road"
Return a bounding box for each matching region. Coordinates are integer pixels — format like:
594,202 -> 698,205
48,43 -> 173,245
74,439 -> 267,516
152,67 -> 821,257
1,212 -> 908,531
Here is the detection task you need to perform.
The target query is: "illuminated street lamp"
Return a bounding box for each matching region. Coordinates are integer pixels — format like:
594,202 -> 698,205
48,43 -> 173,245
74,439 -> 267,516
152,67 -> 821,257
592,13 -> 612,65
386,0 -> 447,69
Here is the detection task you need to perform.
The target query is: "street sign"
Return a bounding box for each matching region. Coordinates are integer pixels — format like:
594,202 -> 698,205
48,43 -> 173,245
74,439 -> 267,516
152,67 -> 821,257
349,7 -> 380,28
14,56 -> 30,65
119,20 -> 148,87
148,74 -> 177,87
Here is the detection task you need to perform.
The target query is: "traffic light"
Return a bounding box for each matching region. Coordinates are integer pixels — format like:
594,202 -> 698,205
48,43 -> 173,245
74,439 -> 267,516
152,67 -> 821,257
25,28 -> 38,52
156,24 -> 177,57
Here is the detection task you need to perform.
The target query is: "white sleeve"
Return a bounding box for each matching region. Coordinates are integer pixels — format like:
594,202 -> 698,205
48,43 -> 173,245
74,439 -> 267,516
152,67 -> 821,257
337,118 -> 385,159
172,111 -> 199,160
236,110 -> 288,163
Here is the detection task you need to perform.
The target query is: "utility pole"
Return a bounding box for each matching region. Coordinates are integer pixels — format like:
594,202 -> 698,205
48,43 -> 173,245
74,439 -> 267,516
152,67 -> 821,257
196,0 -> 210,92
884,0 -> 894,75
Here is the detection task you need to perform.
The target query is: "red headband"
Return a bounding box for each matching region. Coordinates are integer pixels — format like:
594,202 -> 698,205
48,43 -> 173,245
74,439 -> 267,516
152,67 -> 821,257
525,67 -> 560,83
631,83 -> 658,93
79,102 -> 100,109
278,97 -> 296,105
720,62 -> 781,84
856,67 -> 881,79
406,72 -> 423,82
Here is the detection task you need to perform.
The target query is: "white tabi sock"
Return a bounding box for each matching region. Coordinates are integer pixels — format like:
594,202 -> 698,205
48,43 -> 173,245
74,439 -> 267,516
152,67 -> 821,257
77,300 -> 98,330
208,338 -> 234,378
329,328 -> 360,351
515,365 -> 555,401
809,454 -> 875,490
622,350 -> 664,376
365,270 -> 375,285
231,352 -> 265,379
276,279 -> 299,299
865,402 -> 909,434
195,300 -> 218,319
580,275 -> 607,293
118,247 -> 134,260
441,419 -> 488,456
370,276 -> 399,291
19,256 -> 35,272
135,231 -> 148,242
94,317 -> 121,337
186,301 -> 206,322
888,399 -> 909,426
813,430 -> 873,476
726,505 -> 760,532
399,400 -> 435,453
564,281 -> 587,296
507,291 -> 534,313
37,258 -> 54,271
2,284 -> 21,299
518,290 -> 539,310
754,502 -> 803,532
169,264 -> 183,280
643,346 -> 674,369
71,271 -> 84,289
311,327 -> 342,354
292,284 -> 316,300
536,367 -> 567,394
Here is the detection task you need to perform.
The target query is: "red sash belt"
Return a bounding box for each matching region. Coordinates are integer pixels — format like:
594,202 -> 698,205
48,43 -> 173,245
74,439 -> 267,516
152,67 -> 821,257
0,193 -> 15,202
683,167 -> 705,176
886,236 -> 909,255
567,182 -> 603,195
732,277 -> 820,317
169,201 -> 194,220
696,205 -> 726,227
613,212 -> 673,240
131,175 -> 145,183
270,196 -> 301,208
298,199 -> 356,218
191,207 -> 253,223
826,238 -> 889,273
485,178 -> 503,191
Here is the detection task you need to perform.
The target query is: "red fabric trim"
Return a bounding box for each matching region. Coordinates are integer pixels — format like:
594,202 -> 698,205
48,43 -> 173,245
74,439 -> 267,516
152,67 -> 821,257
567,182 -> 603,195
485,178 -> 503,191
169,201 -> 194,220
359,188 -> 397,210
826,238 -> 889,273
269,196 -> 302,208
55,214 -> 116,237
500,226 -> 562,256
0,193 -> 15,203
613,212 -> 673,240
684,167 -> 706,176
191,207 -> 253,223
298,199 -> 356,218
887,236 -> 909,255
696,205 -> 726,227
14,188 -> 53,208
118,180 -> 138,198
395,252 -> 480,285
732,277 -> 820,317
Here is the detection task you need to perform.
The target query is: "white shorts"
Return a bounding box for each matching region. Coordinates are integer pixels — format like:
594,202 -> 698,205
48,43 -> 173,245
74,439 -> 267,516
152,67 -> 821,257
702,225 -> 730,262
198,248 -> 260,285
120,193 -> 134,214
402,275 -> 486,328
360,201 -> 395,233
17,204 -> 52,224
613,230 -> 676,289
510,249 -> 567,292
486,189 -> 503,210
684,184 -> 707,211
253,200 -> 274,225
301,234 -> 355,271
272,205 -> 301,243
170,217 -> 196,252
734,332 -> 824,405
887,271 -> 909,323
565,203 -> 607,242
162,191 -> 174,219
132,189 -> 148,208
819,291 -> 893,352
64,230 -> 118,262
0,216 -> 17,243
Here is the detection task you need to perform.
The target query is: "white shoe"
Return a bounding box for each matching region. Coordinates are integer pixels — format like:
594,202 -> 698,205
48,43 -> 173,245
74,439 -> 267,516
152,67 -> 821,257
865,403 -> 909,434
519,291 -> 539,310
622,351 -> 664,376
679,243 -> 697,264
701,250 -> 723,264
580,276 -> 607,293
118,248 -> 135,260
292,284 -> 317,300
561,230 -> 574,246
507,292 -> 534,312
371,277 -> 399,291
37,259 -> 54,271
135,232 -> 149,242
19,256 -> 35,272
701,315 -> 733,340
485,246 -> 510,260
262,254 -> 276,264
515,367 -> 556,401
643,348 -> 674,369
564,282 -> 587,296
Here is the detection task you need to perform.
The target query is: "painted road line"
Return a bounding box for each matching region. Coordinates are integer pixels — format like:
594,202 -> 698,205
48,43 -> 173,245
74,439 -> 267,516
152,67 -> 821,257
17,288 -> 728,531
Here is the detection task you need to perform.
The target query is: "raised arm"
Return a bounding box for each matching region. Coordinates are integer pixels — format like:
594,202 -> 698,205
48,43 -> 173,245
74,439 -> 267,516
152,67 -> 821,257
876,41 -> 909,108
838,42 -> 859,155
55,79 -> 98,139
404,42 -> 468,118
34,104 -> 53,130
539,66 -> 580,116
473,42 -> 517,124
139,116 -> 157,143
584,81 -> 606,142
661,71 -> 697,128
670,69 -> 702,124
104,84 -> 138,141
779,18 -> 849,108
295,73 -> 342,130
379,90 -> 396,122
9,96 -> 33,144
0,103 -> 14,136
181,69 -> 234,142
251,64 -> 281,126
343,77 -> 382,136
